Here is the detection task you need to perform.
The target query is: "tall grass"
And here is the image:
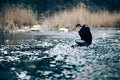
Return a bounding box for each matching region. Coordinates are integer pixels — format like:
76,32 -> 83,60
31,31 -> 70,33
43,6 -> 120,29
0,5 -> 37,30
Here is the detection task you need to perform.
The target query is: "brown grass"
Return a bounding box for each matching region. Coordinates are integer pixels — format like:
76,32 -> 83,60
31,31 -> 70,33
0,5 -> 37,30
43,6 -> 120,29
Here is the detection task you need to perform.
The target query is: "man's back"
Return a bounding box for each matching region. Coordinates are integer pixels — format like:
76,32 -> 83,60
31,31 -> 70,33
78,25 -> 92,45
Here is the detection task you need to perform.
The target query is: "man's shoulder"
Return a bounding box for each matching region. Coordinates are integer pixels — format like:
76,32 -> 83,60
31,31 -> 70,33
83,24 -> 89,28
83,25 -> 90,30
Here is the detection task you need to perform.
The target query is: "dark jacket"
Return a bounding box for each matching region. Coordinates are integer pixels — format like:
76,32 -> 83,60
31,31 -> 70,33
78,25 -> 92,45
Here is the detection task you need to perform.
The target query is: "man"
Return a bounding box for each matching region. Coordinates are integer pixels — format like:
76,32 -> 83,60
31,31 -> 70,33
72,24 -> 92,48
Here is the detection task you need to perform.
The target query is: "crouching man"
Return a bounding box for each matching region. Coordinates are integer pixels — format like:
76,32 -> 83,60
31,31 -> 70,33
72,24 -> 92,48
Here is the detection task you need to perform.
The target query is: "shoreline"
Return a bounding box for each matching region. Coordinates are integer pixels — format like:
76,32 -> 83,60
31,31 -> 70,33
0,27 -> 120,34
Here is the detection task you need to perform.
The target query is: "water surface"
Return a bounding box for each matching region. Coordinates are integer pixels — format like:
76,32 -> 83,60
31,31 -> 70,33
0,29 -> 120,80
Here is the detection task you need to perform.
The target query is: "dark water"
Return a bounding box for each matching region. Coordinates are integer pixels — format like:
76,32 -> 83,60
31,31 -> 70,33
0,29 -> 120,80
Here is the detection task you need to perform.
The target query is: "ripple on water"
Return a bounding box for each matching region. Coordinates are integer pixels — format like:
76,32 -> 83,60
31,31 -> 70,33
0,33 -> 120,80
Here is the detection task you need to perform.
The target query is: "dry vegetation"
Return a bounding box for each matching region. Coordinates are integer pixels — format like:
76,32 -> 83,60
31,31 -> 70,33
0,4 -> 120,30
43,6 -> 120,29
0,5 -> 37,30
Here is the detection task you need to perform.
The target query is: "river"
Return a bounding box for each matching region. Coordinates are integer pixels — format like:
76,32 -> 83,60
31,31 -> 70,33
0,29 -> 120,80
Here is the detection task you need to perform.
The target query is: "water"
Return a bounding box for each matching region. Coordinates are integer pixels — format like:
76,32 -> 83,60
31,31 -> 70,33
0,29 -> 120,80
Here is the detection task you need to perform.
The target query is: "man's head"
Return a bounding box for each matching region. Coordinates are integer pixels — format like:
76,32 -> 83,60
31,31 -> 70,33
75,24 -> 82,31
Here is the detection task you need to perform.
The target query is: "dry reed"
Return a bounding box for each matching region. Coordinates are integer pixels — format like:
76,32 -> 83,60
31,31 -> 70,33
43,6 -> 120,29
0,5 -> 37,29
